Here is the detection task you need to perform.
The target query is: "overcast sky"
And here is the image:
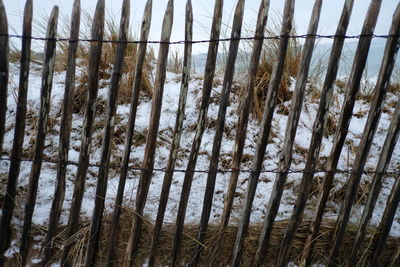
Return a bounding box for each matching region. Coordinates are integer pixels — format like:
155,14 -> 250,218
3,0 -> 399,53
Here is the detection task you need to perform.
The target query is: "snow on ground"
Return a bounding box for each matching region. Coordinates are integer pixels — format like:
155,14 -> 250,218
1,58 -> 400,252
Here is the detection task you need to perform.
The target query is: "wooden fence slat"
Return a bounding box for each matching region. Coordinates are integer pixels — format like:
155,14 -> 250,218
19,6 -> 59,265
277,0 -> 354,265
42,1 -> 81,264
84,1 -> 130,266
170,1 -> 223,266
301,0 -> 381,264
209,0 -> 271,264
231,1 -> 294,266
324,1 -> 382,265
266,1 -> 323,266
124,1 -> 174,265
299,1 -> 354,266
105,0 -> 152,265
372,126 -> 400,266
348,4 -> 400,265
0,0 -> 32,262
0,0 -> 8,158
367,90 -> 400,264
189,0 -> 245,265
60,0 -> 105,265
219,0 -> 270,233
147,1 -> 192,266
212,2 -> 271,261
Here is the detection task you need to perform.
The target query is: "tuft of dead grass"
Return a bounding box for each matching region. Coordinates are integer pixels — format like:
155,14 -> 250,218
54,10 -> 154,114
167,49 -> 183,74
245,22 -> 301,120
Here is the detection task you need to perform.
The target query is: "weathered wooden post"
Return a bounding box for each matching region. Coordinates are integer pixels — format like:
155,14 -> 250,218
19,6 -> 59,265
60,0 -> 105,265
277,0 -> 356,266
209,0 -> 271,262
190,0 -> 245,265
0,0 -> 32,263
323,1 -> 382,265
84,0 -> 130,266
348,3 -> 400,265
148,1 -> 192,266
42,0 -> 81,264
298,1 -> 355,266
124,1 -> 173,266
170,0 -> 223,265
0,0 -> 8,159
301,0 -> 381,265
263,1 -> 323,266
105,0 -> 152,265
231,1 -> 294,266
368,100 -> 400,265
370,97 -> 400,264
219,0 -> 270,236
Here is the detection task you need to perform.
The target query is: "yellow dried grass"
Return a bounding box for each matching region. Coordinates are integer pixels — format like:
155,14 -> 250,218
54,10 -> 154,114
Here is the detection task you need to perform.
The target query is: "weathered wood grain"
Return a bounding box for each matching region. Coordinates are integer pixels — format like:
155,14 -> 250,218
299,1 -> 355,265
230,1 -> 294,266
105,1 -> 152,265
210,0 -> 270,261
124,1 -> 173,266
0,0 -> 32,262
348,3 -> 400,265
19,7 -> 59,265
148,1 -> 192,266
84,0 -> 130,266
324,1 -> 382,265
42,1 -> 81,264
0,0 -> 8,158
219,0 -> 270,235
60,1 -> 105,265
371,108 -> 400,265
189,0 -> 245,265
170,0 -> 223,265
269,1 -> 323,266
367,80 -> 400,266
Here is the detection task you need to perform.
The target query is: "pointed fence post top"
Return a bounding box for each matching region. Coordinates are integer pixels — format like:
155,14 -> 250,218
91,0 -> 105,38
140,0 -> 153,41
186,0 -> 193,25
25,0 -> 33,12
23,0 -> 33,30
0,0 -> 8,32
362,0 -> 382,33
160,0 -> 174,43
282,0 -> 295,35
47,6 -> 59,32
119,0 -> 130,39
185,0 -> 193,43
72,0 -> 81,11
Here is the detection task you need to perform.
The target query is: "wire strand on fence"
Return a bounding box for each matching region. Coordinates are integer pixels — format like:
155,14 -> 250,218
0,156 -> 399,176
0,33 -> 399,45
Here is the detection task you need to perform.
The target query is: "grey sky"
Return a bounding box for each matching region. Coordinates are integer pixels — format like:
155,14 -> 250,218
3,0 -> 399,53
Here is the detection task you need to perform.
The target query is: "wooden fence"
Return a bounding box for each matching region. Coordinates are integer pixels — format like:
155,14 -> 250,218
0,0 -> 400,266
